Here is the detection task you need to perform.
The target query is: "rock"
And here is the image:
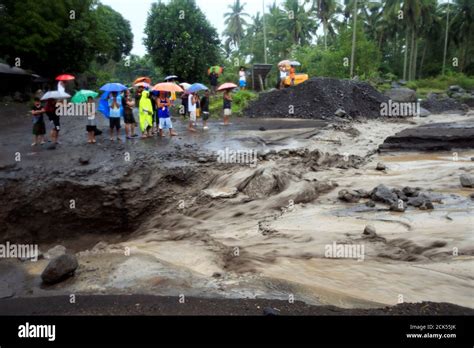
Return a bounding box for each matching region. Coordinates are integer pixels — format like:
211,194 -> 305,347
47,144 -> 56,150
365,200 -> 376,208
460,174 -> 474,188
78,157 -> 90,165
363,225 -> 377,238
0,280 -> 14,299
408,197 -> 424,208
384,88 -> 417,103
41,254 -> 79,284
259,127 -> 266,131
334,108 -> 347,117
371,184 -> 398,205
354,189 -> 371,199
448,85 -> 465,94
390,200 -> 407,212
403,186 -> 420,197
469,193 -> 474,201
263,307 -> 279,316
419,107 -> 431,117
44,245 -> 67,260
424,201 -> 435,210
338,189 -> 361,203
392,189 -> 408,202
197,157 -> 208,163
376,163 -> 386,171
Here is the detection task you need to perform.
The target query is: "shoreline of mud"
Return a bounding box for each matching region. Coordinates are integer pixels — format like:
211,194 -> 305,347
0,295 -> 472,316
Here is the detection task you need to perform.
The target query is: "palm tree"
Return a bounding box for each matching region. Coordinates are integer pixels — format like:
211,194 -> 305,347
315,0 -> 341,49
450,0 -> 474,72
282,0 -> 317,46
223,0 -> 250,51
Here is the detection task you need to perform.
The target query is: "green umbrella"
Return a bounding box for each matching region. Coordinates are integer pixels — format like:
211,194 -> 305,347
71,90 -> 99,104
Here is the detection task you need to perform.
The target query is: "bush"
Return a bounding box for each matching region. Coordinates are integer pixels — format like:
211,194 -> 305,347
208,90 -> 258,117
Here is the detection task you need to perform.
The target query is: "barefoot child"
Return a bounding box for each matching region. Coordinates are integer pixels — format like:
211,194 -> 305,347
31,98 -> 46,146
157,91 -> 177,137
223,89 -> 232,125
86,96 -> 97,144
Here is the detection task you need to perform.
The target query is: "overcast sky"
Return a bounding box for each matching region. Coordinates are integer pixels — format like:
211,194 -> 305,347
101,0 -> 284,56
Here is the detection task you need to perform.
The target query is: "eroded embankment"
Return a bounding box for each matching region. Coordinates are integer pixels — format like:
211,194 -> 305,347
0,149 -> 363,245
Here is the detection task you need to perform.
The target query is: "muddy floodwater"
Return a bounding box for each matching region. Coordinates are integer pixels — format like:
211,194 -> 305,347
0,104 -> 473,311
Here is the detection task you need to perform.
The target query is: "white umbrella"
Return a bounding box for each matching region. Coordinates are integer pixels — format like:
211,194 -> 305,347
290,61 -> 301,66
179,82 -> 191,90
165,75 -> 178,81
40,91 -> 71,101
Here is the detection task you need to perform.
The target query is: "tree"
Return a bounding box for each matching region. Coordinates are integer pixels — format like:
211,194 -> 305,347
223,0 -> 250,51
94,4 -> 133,63
282,0 -> 316,46
0,0 -> 133,78
450,0 -> 474,73
144,0 -> 220,82
315,0 -> 340,49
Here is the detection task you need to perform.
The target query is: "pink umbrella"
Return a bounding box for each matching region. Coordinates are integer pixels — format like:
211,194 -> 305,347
217,82 -> 237,92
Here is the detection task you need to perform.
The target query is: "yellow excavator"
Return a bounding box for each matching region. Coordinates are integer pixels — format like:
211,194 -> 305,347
279,60 -> 309,87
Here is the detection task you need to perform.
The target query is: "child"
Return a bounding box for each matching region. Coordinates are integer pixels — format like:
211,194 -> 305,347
86,96 -> 97,144
223,89 -> 232,126
45,98 -> 60,144
31,98 -> 46,146
108,91 -> 122,141
187,93 -> 197,132
123,89 -> 137,139
157,91 -> 177,137
201,90 -> 210,130
139,90 -> 154,138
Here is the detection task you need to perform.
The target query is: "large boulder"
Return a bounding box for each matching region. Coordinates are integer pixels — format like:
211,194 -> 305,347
371,184 -> 398,205
41,254 -> 79,284
460,174 -> 474,188
384,88 -> 417,103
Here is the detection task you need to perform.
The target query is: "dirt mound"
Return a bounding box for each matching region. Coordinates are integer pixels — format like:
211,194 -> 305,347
244,77 -> 389,119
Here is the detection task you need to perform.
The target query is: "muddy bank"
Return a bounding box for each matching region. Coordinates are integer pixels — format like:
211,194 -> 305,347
244,77 -> 388,119
0,295 -> 472,315
380,119 -> 474,152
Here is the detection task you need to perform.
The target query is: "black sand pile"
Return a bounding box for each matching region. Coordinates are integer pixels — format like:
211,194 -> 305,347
244,77 -> 389,119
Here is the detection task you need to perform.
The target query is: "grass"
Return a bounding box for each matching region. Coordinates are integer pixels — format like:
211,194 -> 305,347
406,72 -> 474,92
209,90 -> 258,118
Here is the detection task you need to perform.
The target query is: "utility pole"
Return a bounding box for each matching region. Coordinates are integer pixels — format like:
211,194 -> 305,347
350,0 -> 358,78
262,0 -> 268,64
442,0 -> 450,76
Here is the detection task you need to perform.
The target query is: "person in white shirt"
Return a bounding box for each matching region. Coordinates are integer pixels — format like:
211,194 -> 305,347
239,67 -> 246,90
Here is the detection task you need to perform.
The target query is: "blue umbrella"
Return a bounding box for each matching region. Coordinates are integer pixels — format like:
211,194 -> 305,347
187,83 -> 208,93
100,83 -> 127,93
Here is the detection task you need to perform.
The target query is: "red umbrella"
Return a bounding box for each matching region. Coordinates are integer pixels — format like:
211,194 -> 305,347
217,82 -> 237,92
56,74 -> 75,81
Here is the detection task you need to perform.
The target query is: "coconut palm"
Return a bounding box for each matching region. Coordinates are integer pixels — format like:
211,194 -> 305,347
282,0 -> 317,46
450,0 -> 474,72
315,0 -> 341,49
223,0 -> 250,51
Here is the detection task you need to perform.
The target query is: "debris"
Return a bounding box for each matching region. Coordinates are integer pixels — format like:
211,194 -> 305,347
460,174 -> 474,188
41,254 -> 79,284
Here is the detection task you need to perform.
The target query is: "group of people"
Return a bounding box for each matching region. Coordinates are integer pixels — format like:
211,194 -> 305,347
30,83 -> 234,146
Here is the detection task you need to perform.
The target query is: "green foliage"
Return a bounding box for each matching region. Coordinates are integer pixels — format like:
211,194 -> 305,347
208,90 -> 257,117
0,0 -> 133,78
294,24 -> 380,79
406,72 -> 474,91
144,0 -> 221,83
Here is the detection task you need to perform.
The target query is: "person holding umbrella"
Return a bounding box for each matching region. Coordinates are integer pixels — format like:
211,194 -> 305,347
217,83 -> 237,126
108,92 -> 123,141
123,89 -> 137,139
157,91 -> 177,137
31,98 -> 46,146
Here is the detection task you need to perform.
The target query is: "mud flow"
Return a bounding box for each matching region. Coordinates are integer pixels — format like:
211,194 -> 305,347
0,105 -> 473,311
